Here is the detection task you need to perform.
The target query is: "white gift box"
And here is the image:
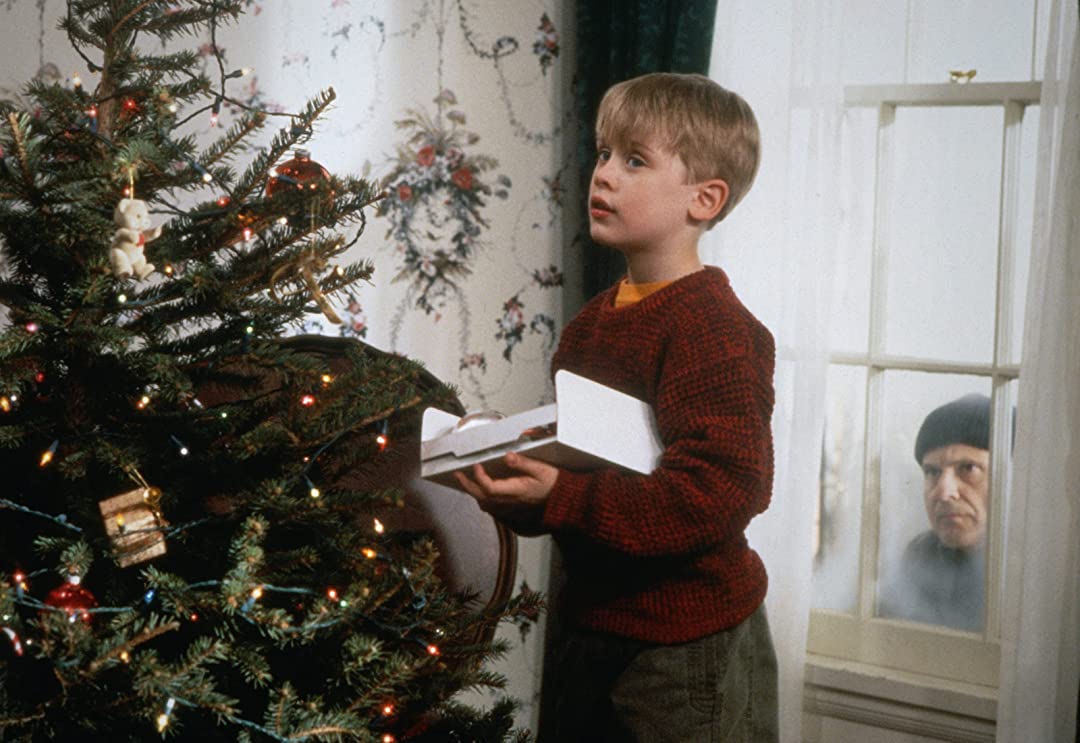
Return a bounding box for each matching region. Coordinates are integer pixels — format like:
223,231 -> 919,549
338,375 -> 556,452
420,370 -> 663,489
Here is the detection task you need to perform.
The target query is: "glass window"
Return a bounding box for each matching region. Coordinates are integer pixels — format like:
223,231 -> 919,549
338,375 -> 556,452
875,371 -> 993,632
808,0 -> 1039,687
882,106 -> 1002,364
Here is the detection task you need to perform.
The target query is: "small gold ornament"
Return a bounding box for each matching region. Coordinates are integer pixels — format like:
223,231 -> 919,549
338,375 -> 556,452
268,248 -> 344,324
99,469 -> 168,567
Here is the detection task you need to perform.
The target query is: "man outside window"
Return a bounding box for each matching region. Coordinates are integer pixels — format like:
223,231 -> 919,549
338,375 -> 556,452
879,394 -> 991,631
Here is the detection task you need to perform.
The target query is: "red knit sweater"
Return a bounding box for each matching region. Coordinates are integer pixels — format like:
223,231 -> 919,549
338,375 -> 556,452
543,266 -> 775,643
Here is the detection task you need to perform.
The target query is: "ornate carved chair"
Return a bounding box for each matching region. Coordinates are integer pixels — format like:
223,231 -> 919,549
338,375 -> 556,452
198,334 -> 517,642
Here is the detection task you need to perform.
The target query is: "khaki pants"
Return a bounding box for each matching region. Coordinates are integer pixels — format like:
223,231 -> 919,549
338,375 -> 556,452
539,604 -> 778,743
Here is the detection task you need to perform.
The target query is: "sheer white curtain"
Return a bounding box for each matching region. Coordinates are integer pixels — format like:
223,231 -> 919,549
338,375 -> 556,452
997,0 -> 1080,741
704,0 -> 844,739
708,1 -> 1079,741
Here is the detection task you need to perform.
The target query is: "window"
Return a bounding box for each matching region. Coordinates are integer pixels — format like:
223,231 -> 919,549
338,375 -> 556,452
807,1 -> 1043,689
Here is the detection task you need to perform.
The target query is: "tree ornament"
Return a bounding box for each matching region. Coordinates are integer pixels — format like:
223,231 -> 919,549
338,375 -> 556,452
110,197 -> 161,280
98,475 -> 169,567
1,626 -> 24,657
267,247 -> 344,324
265,148 -> 332,198
44,575 -> 97,623
265,148 -> 335,225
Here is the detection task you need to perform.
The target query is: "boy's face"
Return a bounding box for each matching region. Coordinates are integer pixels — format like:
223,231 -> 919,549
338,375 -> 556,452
588,134 -> 698,254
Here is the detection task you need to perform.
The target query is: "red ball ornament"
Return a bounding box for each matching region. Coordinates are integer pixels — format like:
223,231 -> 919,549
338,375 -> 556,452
44,576 -> 97,624
265,148 -> 331,199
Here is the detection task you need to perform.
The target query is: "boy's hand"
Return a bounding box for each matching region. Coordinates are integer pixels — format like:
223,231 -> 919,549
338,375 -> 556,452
454,451 -> 558,511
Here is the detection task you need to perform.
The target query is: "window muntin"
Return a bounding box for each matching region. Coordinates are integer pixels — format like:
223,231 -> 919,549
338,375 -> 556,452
1009,106 -> 1040,364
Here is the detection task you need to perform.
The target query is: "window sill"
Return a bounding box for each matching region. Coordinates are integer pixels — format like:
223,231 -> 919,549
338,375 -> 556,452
804,654 -> 997,743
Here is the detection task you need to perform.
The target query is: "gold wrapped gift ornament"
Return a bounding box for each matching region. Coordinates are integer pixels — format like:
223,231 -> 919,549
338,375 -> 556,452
98,486 -> 168,567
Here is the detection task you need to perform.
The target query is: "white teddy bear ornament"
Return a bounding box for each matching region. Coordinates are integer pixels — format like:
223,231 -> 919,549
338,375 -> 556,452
110,197 -> 161,280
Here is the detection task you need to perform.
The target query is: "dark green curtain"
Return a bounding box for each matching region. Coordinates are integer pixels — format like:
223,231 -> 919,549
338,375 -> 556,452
574,0 -> 719,300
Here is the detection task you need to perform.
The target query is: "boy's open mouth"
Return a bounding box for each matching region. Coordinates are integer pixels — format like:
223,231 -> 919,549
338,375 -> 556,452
590,197 -> 614,215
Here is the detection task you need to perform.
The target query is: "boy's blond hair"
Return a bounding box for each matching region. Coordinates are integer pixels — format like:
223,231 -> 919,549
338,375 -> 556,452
595,72 -> 760,224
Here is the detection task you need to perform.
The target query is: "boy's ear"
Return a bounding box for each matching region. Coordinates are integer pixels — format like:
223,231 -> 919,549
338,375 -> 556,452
689,179 -> 730,223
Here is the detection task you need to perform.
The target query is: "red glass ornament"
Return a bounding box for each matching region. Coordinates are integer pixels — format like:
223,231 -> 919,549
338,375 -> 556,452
265,148 -> 331,199
44,577 -> 97,623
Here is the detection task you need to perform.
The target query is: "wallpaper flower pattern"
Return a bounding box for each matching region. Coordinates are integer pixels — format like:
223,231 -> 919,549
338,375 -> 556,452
379,95 -> 507,315
0,0 -> 574,728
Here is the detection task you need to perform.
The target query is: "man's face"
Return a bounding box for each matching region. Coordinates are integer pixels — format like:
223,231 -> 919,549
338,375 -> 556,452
920,443 -> 990,550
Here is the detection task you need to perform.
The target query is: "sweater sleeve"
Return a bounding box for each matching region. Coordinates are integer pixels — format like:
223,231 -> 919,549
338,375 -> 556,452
541,314 -> 775,558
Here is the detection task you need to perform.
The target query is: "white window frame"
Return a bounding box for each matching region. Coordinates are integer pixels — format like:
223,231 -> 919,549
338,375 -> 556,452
806,80 -> 1041,690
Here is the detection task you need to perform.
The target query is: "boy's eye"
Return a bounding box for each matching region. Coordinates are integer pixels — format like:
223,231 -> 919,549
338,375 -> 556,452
597,148 -> 611,162
627,155 -> 646,168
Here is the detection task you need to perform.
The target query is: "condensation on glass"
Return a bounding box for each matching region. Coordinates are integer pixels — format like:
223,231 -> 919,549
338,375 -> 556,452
875,372 -> 993,632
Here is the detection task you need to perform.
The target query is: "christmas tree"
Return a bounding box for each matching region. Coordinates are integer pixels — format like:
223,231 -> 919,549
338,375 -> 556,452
0,1 -> 539,740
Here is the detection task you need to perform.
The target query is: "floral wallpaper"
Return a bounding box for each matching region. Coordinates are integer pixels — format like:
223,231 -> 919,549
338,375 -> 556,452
0,0 -> 575,729
226,0 -> 572,414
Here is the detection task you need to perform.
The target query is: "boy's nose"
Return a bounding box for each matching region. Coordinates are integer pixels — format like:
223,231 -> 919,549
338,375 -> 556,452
591,160 -> 614,189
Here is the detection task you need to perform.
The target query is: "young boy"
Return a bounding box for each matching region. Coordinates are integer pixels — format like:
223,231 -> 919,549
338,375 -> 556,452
455,72 -> 778,742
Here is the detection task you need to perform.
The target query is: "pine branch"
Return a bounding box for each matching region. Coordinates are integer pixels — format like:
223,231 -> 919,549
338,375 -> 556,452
6,113 -> 37,195
231,88 -> 338,203
0,710 -> 47,730
0,2 -> 538,738
86,619 -> 182,674
199,110 -> 269,173
107,1 -> 159,43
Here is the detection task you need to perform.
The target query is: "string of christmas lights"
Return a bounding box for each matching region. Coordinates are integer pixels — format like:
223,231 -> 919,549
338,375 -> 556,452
0,2 -> 530,738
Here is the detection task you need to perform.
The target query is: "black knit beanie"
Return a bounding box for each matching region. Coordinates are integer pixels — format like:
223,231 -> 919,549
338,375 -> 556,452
913,393 -> 991,463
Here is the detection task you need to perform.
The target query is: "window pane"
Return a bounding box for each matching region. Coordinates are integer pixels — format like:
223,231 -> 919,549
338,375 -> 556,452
883,106 -> 1002,364
1010,105 -> 1039,364
875,371 -> 993,632
812,364 -> 867,613
841,0 -> 907,84
830,108 -> 876,354
908,0 -> 1036,83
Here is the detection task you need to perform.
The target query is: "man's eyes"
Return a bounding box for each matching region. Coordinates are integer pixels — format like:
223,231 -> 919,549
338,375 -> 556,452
922,463 -> 985,479
957,462 -> 984,476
